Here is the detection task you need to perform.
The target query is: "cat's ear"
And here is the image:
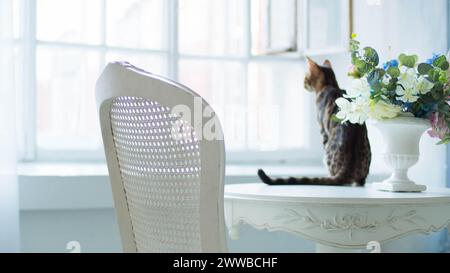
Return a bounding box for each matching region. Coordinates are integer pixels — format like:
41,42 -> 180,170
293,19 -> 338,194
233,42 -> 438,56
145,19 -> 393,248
323,59 -> 332,68
306,56 -> 320,75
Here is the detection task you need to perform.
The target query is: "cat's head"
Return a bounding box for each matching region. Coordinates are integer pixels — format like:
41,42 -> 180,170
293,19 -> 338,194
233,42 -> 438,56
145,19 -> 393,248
304,57 -> 339,92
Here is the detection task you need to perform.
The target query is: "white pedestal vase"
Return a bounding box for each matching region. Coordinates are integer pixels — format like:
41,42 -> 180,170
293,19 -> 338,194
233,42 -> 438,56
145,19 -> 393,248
371,116 -> 430,192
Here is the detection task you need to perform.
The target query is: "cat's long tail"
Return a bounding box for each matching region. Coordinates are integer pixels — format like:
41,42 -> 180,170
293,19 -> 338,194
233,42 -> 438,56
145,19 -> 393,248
257,169 -> 358,186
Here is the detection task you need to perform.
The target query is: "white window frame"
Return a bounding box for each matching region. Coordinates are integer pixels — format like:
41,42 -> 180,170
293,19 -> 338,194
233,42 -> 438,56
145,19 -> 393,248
16,0 -> 349,165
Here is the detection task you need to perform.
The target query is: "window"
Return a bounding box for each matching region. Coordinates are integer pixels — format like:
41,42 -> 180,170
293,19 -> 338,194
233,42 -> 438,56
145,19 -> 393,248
251,0 -> 350,56
251,0 -> 299,55
13,0 -> 350,163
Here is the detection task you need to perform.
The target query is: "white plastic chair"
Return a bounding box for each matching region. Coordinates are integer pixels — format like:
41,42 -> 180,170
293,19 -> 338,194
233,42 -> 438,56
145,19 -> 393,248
96,62 -> 227,253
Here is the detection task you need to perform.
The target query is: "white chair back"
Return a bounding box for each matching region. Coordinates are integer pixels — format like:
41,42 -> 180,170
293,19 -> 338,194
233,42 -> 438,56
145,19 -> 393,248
96,62 -> 226,252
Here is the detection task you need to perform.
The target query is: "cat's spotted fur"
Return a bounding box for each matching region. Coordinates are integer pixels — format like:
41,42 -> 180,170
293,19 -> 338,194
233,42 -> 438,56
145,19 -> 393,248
258,58 -> 371,186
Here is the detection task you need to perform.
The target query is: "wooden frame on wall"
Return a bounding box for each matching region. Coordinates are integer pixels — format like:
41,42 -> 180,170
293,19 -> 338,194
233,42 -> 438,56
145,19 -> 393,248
349,0 -> 354,39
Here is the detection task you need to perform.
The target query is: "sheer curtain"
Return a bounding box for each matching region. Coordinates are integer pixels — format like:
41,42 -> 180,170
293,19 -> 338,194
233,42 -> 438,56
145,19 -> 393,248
0,0 -> 20,252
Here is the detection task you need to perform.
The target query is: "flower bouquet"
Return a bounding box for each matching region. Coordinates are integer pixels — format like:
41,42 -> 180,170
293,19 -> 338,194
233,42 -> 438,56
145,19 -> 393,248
336,35 -> 450,192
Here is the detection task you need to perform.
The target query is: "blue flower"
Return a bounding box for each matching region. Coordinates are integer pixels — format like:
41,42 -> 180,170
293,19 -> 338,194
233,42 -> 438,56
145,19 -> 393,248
402,102 -> 413,112
426,53 -> 441,65
383,59 -> 399,70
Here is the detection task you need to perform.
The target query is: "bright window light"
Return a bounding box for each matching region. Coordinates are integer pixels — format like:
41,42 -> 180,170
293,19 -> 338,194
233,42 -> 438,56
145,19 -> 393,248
13,0 -> 349,163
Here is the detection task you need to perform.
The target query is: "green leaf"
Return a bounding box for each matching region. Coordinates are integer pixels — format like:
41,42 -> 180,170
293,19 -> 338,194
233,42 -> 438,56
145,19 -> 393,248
384,78 -> 398,92
363,47 -> 379,66
351,52 -> 361,66
433,55 -> 450,70
367,69 -> 384,92
354,59 -> 367,69
354,59 -> 370,76
387,66 -> 400,78
349,39 -> 360,52
348,70 -> 361,79
431,88 -> 443,100
440,103 -> 450,115
444,88 -> 450,98
331,114 -> 343,123
411,102 -> 423,116
437,137 -> 450,145
421,93 -> 436,104
399,54 -> 418,68
418,63 -> 433,75
433,82 -> 444,94
375,68 -> 385,77
428,68 -> 442,83
438,101 -> 449,112
439,70 -> 448,84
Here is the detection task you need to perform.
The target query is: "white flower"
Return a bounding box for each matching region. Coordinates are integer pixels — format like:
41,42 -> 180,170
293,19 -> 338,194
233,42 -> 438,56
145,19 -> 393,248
416,75 -> 434,94
396,85 -> 419,103
368,100 -> 401,120
336,98 -> 352,121
398,67 -> 417,89
336,97 -> 370,124
351,97 -> 370,124
345,78 -> 371,99
395,67 -> 432,101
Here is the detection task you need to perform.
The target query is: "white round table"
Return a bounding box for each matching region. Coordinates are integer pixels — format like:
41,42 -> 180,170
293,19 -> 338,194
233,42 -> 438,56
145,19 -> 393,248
224,183 -> 450,253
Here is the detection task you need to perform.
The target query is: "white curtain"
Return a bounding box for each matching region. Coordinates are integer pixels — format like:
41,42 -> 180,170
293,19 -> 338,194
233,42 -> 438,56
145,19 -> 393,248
0,0 -> 20,252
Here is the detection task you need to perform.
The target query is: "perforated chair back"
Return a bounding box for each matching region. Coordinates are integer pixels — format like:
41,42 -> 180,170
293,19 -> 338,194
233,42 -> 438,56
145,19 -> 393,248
96,62 -> 227,253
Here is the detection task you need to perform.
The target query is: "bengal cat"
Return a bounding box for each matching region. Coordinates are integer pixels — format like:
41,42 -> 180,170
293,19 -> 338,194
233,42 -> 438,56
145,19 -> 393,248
258,58 -> 371,186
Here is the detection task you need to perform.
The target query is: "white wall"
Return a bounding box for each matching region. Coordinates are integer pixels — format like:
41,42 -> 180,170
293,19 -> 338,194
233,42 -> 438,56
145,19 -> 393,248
354,0 -> 448,60
21,209 -> 122,253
